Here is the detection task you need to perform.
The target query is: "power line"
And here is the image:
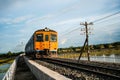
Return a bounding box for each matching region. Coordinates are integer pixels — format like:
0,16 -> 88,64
59,25 -> 80,37
93,11 -> 120,23
59,11 -> 120,37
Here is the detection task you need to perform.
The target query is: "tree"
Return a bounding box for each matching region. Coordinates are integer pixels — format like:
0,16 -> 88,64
7,51 -> 13,57
99,44 -> 105,49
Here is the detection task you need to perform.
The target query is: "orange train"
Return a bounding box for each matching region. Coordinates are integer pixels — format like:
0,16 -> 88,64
25,27 -> 58,58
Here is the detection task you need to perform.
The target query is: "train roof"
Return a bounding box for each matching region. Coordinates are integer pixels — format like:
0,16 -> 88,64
35,27 -> 57,32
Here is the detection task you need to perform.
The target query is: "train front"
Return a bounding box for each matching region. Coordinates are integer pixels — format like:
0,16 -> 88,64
34,27 -> 58,58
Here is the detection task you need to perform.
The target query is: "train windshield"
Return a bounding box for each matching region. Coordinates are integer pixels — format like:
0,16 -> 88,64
45,35 -> 49,41
36,34 -> 43,42
50,34 -> 57,42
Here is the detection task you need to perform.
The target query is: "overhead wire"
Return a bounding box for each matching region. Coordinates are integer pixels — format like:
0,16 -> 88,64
93,11 -> 120,23
59,25 -> 80,37
59,20 -> 120,47
59,10 -> 120,47
59,10 -> 120,37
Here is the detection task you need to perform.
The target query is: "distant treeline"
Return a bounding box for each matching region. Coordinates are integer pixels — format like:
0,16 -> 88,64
58,42 -> 120,53
0,51 -> 24,58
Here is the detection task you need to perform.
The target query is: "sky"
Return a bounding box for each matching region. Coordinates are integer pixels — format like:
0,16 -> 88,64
0,0 -> 120,53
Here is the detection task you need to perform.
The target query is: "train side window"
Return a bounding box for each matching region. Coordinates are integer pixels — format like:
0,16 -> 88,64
45,35 -> 49,41
50,34 -> 57,42
36,34 -> 43,42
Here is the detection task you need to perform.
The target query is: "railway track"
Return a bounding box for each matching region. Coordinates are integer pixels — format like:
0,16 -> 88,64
41,58 -> 120,80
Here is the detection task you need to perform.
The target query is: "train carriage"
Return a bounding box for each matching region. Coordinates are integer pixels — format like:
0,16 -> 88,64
25,27 -> 58,58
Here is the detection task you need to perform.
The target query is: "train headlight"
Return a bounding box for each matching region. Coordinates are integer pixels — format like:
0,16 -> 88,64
45,27 -> 49,31
36,48 -> 39,50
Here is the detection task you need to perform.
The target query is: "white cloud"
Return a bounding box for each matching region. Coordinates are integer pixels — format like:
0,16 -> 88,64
0,15 -> 34,24
12,15 -> 34,23
26,14 -> 53,25
0,0 -> 120,53
52,18 -> 81,26
60,38 -> 67,45
0,18 -> 10,23
5,0 -> 29,11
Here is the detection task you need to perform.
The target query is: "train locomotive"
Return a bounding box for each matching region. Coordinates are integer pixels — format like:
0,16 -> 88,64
25,27 -> 58,58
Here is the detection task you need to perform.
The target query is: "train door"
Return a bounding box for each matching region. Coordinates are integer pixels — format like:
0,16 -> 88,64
35,33 -> 43,58
44,33 -> 50,55
50,33 -> 58,57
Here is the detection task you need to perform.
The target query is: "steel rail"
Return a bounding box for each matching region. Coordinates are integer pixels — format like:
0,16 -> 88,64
48,58 -> 120,72
42,58 -> 120,79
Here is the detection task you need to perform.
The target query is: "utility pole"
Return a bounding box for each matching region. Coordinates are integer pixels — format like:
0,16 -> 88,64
78,21 -> 93,62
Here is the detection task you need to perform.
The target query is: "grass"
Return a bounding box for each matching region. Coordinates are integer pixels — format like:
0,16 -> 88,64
90,49 -> 120,56
58,49 -> 120,59
0,58 -> 14,73
0,58 -> 14,64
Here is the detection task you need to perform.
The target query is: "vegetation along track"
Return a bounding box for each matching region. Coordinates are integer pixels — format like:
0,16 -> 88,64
41,58 -> 120,80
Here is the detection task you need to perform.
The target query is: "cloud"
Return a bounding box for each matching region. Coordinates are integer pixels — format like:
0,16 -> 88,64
26,14 -> 53,25
12,15 -> 34,23
51,11 -> 120,27
0,18 -> 10,24
0,0 -> 120,53
60,38 -> 67,45
0,15 -> 34,24
52,18 -> 81,26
